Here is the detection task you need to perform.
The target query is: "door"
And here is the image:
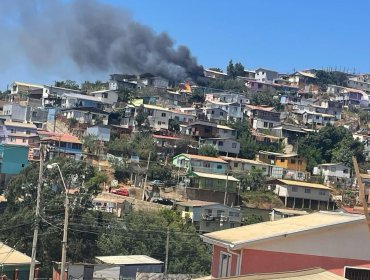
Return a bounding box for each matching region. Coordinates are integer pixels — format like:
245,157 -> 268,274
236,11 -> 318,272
219,252 -> 231,278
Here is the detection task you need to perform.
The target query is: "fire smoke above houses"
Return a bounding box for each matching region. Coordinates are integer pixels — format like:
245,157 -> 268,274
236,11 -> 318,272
2,0 -> 203,81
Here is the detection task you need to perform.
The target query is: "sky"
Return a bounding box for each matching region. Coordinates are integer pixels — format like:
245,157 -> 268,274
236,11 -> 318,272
1,0 -> 370,90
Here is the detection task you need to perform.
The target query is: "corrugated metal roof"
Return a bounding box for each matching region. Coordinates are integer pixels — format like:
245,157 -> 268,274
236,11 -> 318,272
191,172 -> 239,182
95,255 -> 163,265
0,242 -> 39,265
174,153 -> 227,163
272,179 -> 331,190
202,211 -> 364,249
213,267 -> 346,280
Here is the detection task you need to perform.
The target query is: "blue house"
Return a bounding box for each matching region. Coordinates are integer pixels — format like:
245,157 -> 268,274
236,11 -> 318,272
0,143 -> 29,186
86,125 -> 111,142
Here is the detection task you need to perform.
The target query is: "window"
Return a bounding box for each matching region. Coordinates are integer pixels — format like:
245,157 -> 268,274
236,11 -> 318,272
21,164 -> 25,167
220,112 -> 224,116
203,162 -> 211,168
218,141 -> 224,146
26,130 -> 30,135
232,131 -> 236,136
217,210 -> 224,217
291,159 -> 296,164
343,169 -> 348,174
157,121 -> 161,125
269,123 -> 273,128
292,186 -> 298,192
10,129 -> 15,133
305,188 -> 311,193
345,267 -> 370,279
161,112 -> 166,117
331,167 -> 336,172
315,116 -> 320,120
184,206 -> 189,212
232,143 -> 237,148
280,159 -> 285,163
211,110 -> 214,115
217,164 -> 223,169
223,129 -> 228,133
263,122 -> 268,128
319,190 -> 326,195
234,162 -> 238,168
22,139 -> 26,143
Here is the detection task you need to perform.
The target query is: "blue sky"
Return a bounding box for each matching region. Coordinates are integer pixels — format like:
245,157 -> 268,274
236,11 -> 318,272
1,0 -> 370,90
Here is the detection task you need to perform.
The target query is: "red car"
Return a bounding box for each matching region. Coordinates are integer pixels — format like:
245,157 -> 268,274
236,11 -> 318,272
111,188 -> 129,197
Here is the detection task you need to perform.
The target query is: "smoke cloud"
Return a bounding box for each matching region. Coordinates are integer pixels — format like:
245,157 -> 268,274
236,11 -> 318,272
1,0 -> 202,81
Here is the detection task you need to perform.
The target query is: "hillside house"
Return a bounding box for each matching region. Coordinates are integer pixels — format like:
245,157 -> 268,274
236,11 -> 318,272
42,133 -> 82,160
204,107 -> 228,123
204,69 -> 228,79
201,138 -> 240,156
91,90 -> 118,107
61,93 -> 104,109
186,121 -> 218,138
86,125 -> 111,142
313,163 -> 352,187
255,68 -> 279,83
288,71 -> 317,90
202,212 -> 370,278
258,151 -> 307,172
268,179 -> 332,209
0,143 -> 29,186
206,100 -> 243,122
176,200 -> 242,233
172,153 -> 227,174
61,107 -> 109,125
220,156 -> 272,176
245,105 -> 283,130
188,171 -> 240,193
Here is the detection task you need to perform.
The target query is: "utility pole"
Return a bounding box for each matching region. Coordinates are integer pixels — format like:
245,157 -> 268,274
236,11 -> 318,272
164,227 -> 170,275
29,144 -> 44,280
142,152 -> 151,201
224,171 -> 229,205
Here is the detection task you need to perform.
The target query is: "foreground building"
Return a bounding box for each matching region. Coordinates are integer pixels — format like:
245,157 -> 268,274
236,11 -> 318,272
202,212 -> 370,278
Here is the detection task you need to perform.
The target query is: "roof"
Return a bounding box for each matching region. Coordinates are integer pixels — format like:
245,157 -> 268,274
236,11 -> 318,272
12,81 -> 44,89
153,134 -> 181,140
270,179 -> 331,190
95,255 -> 163,265
216,124 -> 235,131
191,171 -> 240,182
62,93 -> 102,102
42,133 -> 81,144
293,71 -> 317,79
215,268 -> 346,280
0,242 -> 39,265
62,107 -> 109,115
258,151 -> 298,158
177,200 -> 220,207
174,153 -> 227,163
246,105 -> 275,112
205,69 -> 228,76
318,163 -> 349,167
220,156 -> 271,166
143,104 -> 170,112
4,121 -> 37,129
202,211 -> 364,249
272,208 -> 309,216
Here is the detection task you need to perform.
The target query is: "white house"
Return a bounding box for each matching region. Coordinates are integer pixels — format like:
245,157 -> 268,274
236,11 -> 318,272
268,179 -> 332,210
201,138 -> 240,156
254,68 -> 279,83
220,156 -> 272,176
206,100 -> 243,122
91,90 -> 118,107
216,125 -> 237,139
313,163 -> 352,186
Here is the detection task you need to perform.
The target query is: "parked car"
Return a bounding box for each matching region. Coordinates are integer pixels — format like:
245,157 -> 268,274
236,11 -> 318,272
111,188 -> 129,197
148,180 -> 164,187
151,198 -> 175,206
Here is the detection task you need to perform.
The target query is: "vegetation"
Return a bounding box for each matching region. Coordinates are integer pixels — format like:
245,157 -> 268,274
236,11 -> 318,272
81,80 -> 106,92
135,104 -> 150,130
55,80 -> 80,90
239,168 -> 266,192
208,67 -> 223,73
226,60 -> 245,78
0,158 -> 210,277
198,144 -> 218,157
314,70 -> 348,91
298,125 -> 364,171
249,91 -> 280,108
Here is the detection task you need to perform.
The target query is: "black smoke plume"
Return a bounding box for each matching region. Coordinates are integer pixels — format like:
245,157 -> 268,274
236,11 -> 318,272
1,0 -> 203,81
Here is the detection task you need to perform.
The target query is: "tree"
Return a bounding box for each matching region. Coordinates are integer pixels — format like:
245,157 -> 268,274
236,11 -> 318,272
249,91 -> 280,108
234,62 -> 245,77
81,80 -> 106,92
97,209 -> 211,274
198,144 -> 218,157
148,165 -> 172,181
239,168 -> 266,192
1,157 -> 107,277
55,80 -> 80,90
208,67 -> 223,73
314,70 -> 348,91
168,119 -> 180,133
226,60 -> 235,78
135,105 -> 149,129
117,88 -> 134,103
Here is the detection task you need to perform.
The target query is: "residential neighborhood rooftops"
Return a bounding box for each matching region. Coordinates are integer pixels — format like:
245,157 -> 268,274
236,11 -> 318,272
0,242 -> 39,265
216,124 -> 235,131
42,133 -> 82,144
175,153 -> 227,163
4,120 -> 37,129
153,134 -> 182,140
246,105 -> 275,111
220,156 -> 270,166
191,171 -> 240,182
269,179 -> 331,190
95,255 -> 163,265
202,211 -> 364,249
213,267 -> 346,280
62,92 -> 102,102
12,81 -> 44,89
177,200 -> 220,207
259,151 -> 298,158
62,107 -> 109,115
293,71 -> 317,79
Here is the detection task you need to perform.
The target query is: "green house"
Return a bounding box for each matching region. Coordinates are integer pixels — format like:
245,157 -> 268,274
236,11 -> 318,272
188,171 -> 240,192
0,242 -> 39,280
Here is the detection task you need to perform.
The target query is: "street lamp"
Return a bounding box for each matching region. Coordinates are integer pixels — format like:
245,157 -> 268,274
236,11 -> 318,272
47,163 -> 69,280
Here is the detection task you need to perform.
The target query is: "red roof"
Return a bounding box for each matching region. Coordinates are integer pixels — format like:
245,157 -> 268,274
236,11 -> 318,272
43,134 -> 81,144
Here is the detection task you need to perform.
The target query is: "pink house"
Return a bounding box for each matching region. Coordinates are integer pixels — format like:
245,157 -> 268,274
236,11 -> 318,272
202,211 -> 370,278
